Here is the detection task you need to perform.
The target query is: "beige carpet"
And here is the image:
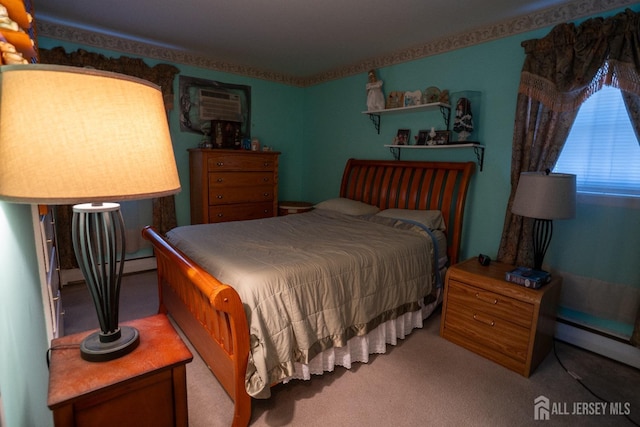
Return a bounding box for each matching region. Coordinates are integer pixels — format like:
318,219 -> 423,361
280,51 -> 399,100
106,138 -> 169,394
62,270 -> 640,426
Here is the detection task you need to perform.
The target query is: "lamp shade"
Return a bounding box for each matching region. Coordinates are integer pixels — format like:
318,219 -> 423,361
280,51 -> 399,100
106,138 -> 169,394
512,172 -> 576,220
0,64 -> 180,204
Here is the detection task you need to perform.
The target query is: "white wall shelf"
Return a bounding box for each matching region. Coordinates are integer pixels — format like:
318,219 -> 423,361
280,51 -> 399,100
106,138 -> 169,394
383,143 -> 486,171
362,102 -> 451,134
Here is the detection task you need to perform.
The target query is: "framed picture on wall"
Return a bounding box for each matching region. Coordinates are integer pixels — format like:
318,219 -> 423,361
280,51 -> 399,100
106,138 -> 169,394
434,130 -> 450,145
416,129 -> 429,145
395,129 -> 410,145
179,75 -> 251,138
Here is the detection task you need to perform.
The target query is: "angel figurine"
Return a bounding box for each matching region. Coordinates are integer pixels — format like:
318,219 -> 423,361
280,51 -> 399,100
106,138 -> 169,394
453,97 -> 474,141
366,69 -> 385,111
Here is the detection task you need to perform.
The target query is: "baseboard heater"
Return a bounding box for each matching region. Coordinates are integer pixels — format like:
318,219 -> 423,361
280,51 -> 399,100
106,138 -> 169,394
555,317 -> 640,369
60,256 -> 157,286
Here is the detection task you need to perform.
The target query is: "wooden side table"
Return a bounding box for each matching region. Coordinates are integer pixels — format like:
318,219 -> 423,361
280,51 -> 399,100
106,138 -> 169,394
440,257 -> 561,377
48,314 -> 193,427
278,200 -> 314,216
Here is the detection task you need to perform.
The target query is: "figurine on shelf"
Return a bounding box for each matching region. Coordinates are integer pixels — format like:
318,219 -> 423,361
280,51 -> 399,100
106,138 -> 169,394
199,121 -> 213,148
453,97 -> 474,141
439,89 -> 450,105
366,69 -> 385,111
404,90 -> 422,107
427,127 -> 437,145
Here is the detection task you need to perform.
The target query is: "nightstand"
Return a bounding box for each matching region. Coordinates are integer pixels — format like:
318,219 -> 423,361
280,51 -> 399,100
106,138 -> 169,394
440,258 -> 561,377
278,200 -> 314,216
48,314 -> 193,427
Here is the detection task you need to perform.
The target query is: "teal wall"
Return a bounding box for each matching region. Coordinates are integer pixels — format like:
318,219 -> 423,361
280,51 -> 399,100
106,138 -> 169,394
0,203 -> 52,427
2,5 -> 638,425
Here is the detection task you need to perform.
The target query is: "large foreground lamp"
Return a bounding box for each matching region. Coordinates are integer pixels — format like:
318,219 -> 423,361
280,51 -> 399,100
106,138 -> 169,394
511,170 -> 576,272
0,64 -> 180,361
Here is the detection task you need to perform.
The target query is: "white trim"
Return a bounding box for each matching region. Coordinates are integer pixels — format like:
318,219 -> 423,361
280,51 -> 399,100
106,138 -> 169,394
60,256 -> 157,286
37,0 -> 639,87
555,320 -> 640,369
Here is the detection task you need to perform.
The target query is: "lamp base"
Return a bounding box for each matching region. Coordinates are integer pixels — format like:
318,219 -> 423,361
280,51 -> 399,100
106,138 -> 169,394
80,326 -> 140,362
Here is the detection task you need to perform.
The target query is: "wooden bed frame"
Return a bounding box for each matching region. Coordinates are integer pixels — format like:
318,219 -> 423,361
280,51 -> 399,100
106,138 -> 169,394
142,159 -> 475,426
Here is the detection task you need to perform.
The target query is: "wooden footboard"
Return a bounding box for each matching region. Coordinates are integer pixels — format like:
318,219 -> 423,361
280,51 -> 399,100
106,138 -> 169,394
142,226 -> 251,427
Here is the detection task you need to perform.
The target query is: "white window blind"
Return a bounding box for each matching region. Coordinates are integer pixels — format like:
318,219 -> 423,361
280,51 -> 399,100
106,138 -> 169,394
553,86 -> 640,197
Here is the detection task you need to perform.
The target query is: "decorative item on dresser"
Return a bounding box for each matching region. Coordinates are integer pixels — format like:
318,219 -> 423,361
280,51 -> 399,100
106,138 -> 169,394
440,257 -> 561,377
189,148 -> 279,224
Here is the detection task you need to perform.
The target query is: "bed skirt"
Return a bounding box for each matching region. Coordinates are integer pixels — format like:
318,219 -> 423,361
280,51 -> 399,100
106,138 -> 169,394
286,287 -> 443,382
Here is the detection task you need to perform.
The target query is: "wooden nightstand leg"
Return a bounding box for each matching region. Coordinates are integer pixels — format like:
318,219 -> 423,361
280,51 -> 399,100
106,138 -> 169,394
172,365 -> 188,427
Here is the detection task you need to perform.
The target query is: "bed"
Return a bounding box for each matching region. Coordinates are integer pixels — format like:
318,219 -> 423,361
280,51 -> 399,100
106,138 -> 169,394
142,158 -> 475,426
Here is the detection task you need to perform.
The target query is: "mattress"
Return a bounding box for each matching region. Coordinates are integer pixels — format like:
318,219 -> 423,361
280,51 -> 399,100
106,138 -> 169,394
166,209 -> 444,398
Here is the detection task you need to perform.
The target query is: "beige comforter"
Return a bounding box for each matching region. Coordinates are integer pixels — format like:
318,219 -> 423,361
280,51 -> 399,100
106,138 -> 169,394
166,209 -> 438,398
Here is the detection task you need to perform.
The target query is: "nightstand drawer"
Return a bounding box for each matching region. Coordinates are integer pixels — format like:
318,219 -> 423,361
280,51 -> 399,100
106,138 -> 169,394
444,301 -> 530,363
447,280 -> 533,328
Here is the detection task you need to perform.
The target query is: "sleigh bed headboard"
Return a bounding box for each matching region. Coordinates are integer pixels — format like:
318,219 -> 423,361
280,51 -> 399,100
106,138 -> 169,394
340,159 -> 475,265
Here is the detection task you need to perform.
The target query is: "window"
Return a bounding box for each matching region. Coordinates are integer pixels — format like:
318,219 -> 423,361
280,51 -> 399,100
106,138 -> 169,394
553,86 -> 640,198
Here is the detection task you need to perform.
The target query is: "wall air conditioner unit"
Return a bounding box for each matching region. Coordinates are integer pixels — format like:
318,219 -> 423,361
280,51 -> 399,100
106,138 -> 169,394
198,89 -> 242,122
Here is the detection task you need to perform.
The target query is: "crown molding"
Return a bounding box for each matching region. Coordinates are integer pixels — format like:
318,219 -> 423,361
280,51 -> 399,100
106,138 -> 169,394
37,0 -> 636,88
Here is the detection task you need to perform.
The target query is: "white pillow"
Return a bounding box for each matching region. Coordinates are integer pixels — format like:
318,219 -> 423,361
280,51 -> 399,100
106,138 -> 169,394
314,198 -> 380,216
376,209 -> 446,231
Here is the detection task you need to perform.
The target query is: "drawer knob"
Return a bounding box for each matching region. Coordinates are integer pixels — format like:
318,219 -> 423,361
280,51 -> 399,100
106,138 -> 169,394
217,213 -> 224,217
264,162 -> 270,167
217,195 -> 224,199
473,313 -> 495,327
263,192 -> 270,197
217,178 -> 224,182
475,292 -> 497,305
217,162 -> 224,167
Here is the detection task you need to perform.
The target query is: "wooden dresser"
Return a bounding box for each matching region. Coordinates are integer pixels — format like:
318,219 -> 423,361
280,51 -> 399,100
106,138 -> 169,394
189,149 -> 279,224
440,257 -> 561,377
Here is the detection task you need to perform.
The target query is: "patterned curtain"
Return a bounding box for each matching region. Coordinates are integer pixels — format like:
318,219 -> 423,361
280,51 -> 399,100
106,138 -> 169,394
39,47 -> 180,270
496,9 -> 640,347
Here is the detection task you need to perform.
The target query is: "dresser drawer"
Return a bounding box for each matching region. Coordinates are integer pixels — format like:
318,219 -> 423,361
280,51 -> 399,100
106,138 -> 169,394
207,154 -> 276,171
447,280 -> 533,328
209,202 -> 274,222
443,300 -> 530,363
208,186 -> 274,205
208,171 -> 273,188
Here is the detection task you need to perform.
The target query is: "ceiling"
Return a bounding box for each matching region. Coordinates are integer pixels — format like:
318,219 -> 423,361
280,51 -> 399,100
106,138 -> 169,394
33,0 -> 630,83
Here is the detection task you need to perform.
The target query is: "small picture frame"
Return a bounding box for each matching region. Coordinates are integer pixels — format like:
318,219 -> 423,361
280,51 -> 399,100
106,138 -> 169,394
395,128 -> 410,145
434,130 -> 450,145
416,129 -> 429,146
386,91 -> 405,109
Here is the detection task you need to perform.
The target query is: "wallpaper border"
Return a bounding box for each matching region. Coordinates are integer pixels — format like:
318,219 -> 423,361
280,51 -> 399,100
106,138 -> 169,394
37,0 -> 637,87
